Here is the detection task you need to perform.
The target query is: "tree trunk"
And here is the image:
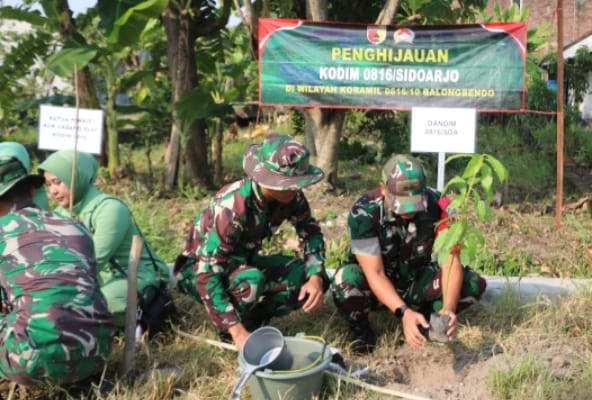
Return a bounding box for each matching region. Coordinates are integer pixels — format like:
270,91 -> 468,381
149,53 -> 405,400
213,118 -> 223,184
376,0 -> 400,24
162,1 -> 231,191
301,0 -> 402,190
162,5 -> 212,191
303,0 -> 344,191
306,0 -> 327,19
105,77 -> 120,178
304,108 -> 346,191
162,8 -> 183,191
184,119 -> 213,188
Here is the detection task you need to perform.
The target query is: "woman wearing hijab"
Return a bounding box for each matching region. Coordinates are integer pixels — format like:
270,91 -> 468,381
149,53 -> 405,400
39,150 -> 175,336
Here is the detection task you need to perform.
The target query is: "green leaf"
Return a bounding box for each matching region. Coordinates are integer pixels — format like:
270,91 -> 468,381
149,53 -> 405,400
45,43 -> 100,77
484,154 -> 509,182
107,0 -> 169,50
176,87 -> 234,124
449,197 -> 464,211
460,237 -> 476,266
480,164 -> 494,198
434,222 -> 463,256
475,197 -> 488,220
445,153 -> 470,164
0,6 -> 47,25
119,70 -> 155,91
462,154 -> 484,180
442,176 -> 467,194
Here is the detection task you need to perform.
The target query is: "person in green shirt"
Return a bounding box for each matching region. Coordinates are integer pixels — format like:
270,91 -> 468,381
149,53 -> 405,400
39,150 -> 175,336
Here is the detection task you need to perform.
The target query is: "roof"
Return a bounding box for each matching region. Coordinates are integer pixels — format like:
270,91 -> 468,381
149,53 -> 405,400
564,31 -> 592,58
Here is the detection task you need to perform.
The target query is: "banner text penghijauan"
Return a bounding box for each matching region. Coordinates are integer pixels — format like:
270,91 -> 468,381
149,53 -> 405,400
258,19 -> 527,111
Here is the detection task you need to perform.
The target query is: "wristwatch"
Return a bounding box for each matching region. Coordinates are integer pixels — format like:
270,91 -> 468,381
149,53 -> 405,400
394,304 -> 409,319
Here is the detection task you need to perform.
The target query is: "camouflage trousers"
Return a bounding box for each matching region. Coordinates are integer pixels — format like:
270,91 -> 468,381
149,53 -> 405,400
331,261 -> 487,325
0,318 -> 112,386
179,254 -> 307,328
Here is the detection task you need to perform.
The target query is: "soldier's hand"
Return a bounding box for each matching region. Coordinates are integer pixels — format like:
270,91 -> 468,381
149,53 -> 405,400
439,309 -> 457,339
402,310 -> 429,348
299,275 -> 324,313
228,322 -> 250,352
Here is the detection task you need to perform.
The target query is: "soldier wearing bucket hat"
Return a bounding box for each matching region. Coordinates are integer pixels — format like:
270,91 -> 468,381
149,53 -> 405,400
331,154 -> 486,354
0,144 -> 114,387
174,133 -> 329,351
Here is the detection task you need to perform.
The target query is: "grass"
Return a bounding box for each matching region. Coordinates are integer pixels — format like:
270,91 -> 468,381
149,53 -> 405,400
487,288 -> 592,400
8,129 -> 592,399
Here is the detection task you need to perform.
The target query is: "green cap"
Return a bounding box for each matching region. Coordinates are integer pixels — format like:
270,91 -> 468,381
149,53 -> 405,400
243,133 -> 324,191
0,142 -> 44,197
382,154 -> 427,214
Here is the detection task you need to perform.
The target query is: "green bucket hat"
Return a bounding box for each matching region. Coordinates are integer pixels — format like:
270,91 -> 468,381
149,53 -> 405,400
0,142 -> 44,197
382,154 -> 427,214
243,133 -> 324,191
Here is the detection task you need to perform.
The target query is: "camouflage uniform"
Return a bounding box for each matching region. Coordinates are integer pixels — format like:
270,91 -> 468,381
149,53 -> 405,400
175,134 -> 328,332
332,155 -> 486,326
0,200 -> 114,386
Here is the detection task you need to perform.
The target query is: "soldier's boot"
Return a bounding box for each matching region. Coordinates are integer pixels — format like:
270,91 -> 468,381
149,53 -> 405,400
349,318 -> 377,355
242,305 -> 271,332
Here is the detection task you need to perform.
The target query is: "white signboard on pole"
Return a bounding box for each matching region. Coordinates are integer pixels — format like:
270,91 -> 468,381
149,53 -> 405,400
411,107 -> 476,190
411,107 -> 476,154
38,105 -> 104,154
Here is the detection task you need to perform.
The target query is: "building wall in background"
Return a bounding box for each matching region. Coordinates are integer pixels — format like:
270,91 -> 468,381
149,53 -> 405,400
485,0 -> 592,46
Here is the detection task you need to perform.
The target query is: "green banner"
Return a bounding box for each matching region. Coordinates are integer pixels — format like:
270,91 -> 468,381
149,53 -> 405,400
259,19 -> 527,111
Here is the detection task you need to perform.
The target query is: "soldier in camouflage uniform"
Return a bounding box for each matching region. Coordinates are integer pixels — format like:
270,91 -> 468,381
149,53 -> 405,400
174,133 -> 329,351
0,144 -> 114,386
331,154 -> 486,354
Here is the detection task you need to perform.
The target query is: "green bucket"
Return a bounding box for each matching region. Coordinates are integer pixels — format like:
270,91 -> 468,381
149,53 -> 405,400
237,336 -> 331,400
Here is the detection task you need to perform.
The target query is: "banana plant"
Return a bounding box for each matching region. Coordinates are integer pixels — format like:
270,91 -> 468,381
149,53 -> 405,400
0,6 -> 54,130
44,0 -> 168,178
174,26 -> 255,187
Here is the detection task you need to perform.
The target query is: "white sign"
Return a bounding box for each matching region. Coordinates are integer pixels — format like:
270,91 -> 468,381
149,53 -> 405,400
411,107 -> 476,154
38,105 -> 104,154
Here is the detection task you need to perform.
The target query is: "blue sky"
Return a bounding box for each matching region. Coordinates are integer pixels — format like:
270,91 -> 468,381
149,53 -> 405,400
3,0 -> 95,15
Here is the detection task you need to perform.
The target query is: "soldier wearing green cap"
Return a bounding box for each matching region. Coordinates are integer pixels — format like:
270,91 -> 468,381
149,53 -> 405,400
0,142 -> 48,210
174,133 -> 329,351
0,143 -> 114,387
331,154 -> 486,354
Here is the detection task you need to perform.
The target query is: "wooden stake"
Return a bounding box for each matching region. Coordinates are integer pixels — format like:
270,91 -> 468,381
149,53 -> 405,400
556,0 -> 565,227
325,370 -> 431,400
176,329 -> 236,352
120,235 -> 143,377
68,65 -> 81,216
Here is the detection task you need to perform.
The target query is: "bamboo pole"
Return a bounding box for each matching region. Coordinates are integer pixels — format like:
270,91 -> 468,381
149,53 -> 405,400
120,235 -> 143,377
69,65 -> 80,216
556,0 -> 565,227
